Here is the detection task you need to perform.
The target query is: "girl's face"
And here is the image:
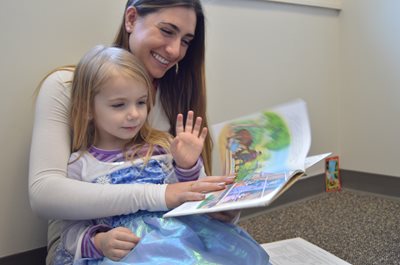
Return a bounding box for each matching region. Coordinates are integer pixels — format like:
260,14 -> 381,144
126,6 -> 196,80
92,74 -> 148,150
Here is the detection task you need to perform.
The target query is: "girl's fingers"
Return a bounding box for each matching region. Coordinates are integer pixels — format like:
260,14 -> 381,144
198,175 -> 235,184
200,127 -> 208,140
118,229 -> 140,243
177,111 -> 207,138
166,178 -> 235,208
192,116 -> 202,136
185,111 -> 194,132
176,113 -> 184,134
180,181 -> 230,203
189,181 -> 227,194
114,239 -> 136,251
180,192 -> 206,202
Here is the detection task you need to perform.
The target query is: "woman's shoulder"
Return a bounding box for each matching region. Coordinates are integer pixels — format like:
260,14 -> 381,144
41,67 -> 74,87
35,67 -> 75,107
38,67 -> 74,94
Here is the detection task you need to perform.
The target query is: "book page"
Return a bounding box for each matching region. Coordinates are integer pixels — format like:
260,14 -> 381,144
163,154 -> 329,218
212,99 -> 310,176
164,100 -> 324,218
194,170 -> 298,210
261,238 -> 351,265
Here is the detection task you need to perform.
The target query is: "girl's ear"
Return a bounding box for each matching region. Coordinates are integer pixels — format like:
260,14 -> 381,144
125,6 -> 138,33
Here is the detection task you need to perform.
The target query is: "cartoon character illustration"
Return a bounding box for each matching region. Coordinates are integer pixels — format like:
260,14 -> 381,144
233,149 -> 262,165
227,129 -> 253,153
217,111 -> 291,181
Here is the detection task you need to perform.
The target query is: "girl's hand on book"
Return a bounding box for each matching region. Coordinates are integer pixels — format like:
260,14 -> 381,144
171,111 -> 208,169
165,176 -> 235,209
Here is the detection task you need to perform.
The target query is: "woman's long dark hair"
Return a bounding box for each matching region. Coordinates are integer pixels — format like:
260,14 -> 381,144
113,0 -> 213,175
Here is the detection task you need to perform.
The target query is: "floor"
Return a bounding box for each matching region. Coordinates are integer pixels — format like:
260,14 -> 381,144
238,189 -> 400,265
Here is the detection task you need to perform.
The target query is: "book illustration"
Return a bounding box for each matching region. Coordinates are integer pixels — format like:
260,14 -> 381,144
220,111 -> 291,180
197,109 -> 295,210
197,172 -> 289,210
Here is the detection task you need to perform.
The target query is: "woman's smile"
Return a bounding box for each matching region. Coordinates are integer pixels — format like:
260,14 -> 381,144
151,51 -> 170,66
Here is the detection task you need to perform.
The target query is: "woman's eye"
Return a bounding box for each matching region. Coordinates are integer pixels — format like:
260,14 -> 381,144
182,38 -> 191,47
161,28 -> 173,35
138,101 -> 146,106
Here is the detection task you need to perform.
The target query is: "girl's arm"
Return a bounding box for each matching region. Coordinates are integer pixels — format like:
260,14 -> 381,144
29,71 -> 167,220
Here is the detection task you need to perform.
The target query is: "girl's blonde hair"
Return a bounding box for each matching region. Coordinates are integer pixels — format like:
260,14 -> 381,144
70,45 -> 170,160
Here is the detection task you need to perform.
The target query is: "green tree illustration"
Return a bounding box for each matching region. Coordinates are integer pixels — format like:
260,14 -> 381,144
263,112 -> 290,150
229,112 -> 290,181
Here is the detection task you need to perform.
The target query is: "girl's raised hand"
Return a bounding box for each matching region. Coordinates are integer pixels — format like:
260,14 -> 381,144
171,111 -> 208,169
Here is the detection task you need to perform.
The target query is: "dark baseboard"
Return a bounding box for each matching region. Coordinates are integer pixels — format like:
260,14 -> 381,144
0,247 -> 46,265
242,169 -> 400,217
2,170 -> 399,264
341,169 -> 400,198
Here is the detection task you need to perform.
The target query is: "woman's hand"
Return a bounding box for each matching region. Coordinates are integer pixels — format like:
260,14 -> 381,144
94,227 -> 140,261
171,111 -> 207,169
208,210 -> 241,223
165,176 -> 235,209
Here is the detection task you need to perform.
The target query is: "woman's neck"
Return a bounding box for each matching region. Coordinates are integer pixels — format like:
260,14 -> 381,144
151,79 -> 158,105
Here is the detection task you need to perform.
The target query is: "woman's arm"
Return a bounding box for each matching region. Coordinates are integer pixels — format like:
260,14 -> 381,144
29,70 -> 167,220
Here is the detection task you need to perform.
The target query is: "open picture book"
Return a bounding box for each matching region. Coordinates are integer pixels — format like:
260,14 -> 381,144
164,99 -> 330,218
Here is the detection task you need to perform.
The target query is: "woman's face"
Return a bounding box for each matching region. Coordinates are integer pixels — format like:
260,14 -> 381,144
126,6 -> 197,80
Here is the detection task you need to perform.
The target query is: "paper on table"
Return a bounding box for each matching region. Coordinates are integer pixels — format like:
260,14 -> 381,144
261,237 -> 351,265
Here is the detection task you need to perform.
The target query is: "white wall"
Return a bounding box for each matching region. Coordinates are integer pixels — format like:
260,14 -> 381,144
0,0 -> 126,257
204,0 -> 340,175
339,0 -> 400,177
0,0 -> 398,259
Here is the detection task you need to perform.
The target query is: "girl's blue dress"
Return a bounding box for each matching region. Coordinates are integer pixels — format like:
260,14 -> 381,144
61,156 -> 269,265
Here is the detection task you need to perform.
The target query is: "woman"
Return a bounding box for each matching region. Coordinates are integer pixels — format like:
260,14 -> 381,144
30,1 -> 239,264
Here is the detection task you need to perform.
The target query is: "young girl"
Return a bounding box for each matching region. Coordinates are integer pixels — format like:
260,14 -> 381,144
53,45 -> 269,265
